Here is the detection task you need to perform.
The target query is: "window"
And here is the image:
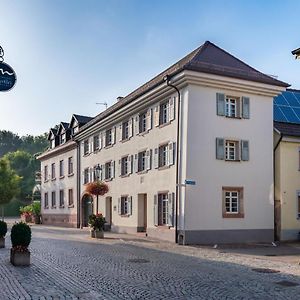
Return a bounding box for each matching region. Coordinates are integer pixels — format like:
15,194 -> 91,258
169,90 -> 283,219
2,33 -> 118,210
83,139 -> 89,155
118,196 -> 132,216
138,151 -> 146,172
72,126 -> 79,135
158,193 -> 169,225
105,162 -> 112,180
159,101 -> 169,125
122,121 -> 129,140
68,157 -> 73,175
139,112 -> 147,133
50,139 -> 55,149
60,133 -> 66,144
51,191 -> 56,208
44,192 -> 48,208
159,144 -> 168,167
225,141 -> 238,161
59,160 -> 64,177
44,165 -> 48,181
121,156 -> 128,176
59,190 -> 64,208
225,97 -> 238,117
222,187 -> 244,218
68,189 -> 74,207
83,168 -> 89,184
93,135 -> 100,151
105,129 -> 112,146
51,163 -> 56,180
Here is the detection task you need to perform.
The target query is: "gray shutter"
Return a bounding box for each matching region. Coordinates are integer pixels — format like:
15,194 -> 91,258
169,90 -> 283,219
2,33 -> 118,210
168,142 -> 175,166
242,97 -> 250,119
146,150 -> 152,170
154,195 -> 158,226
154,105 -> 160,127
128,196 -> 132,216
154,148 -> 159,168
111,161 -> 115,179
99,133 -> 102,149
216,138 -> 225,160
101,164 -> 105,180
118,198 -> 121,215
241,140 -> 249,161
216,93 -> 225,116
112,127 -> 116,144
119,124 -> 123,142
168,193 -> 174,227
147,108 -> 152,131
129,118 -> 133,138
134,154 -> 138,173
118,159 -> 122,176
128,155 -> 132,174
169,97 -> 175,121
135,116 -> 139,135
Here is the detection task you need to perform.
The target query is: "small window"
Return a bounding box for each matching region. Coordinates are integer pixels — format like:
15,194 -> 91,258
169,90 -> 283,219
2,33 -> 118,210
51,163 -> 56,180
105,129 -> 112,146
105,162 -> 112,180
159,101 -> 169,125
59,190 -> 64,208
59,160 -> 64,177
44,192 -> 48,208
122,121 -> 129,140
68,189 -> 74,207
225,141 -> 239,161
93,135 -> 100,151
83,168 -> 89,184
120,196 -> 129,215
138,151 -> 146,172
222,187 -> 244,218
44,165 -> 48,181
225,97 -> 239,118
50,139 -> 55,149
83,139 -> 89,155
121,156 -> 128,176
51,191 -> 56,208
159,144 -> 168,167
158,193 -> 169,225
60,133 -> 66,144
139,112 -> 147,133
68,157 -> 73,175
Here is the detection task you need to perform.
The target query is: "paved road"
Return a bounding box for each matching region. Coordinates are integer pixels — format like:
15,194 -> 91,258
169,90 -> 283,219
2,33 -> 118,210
1,226 -> 300,299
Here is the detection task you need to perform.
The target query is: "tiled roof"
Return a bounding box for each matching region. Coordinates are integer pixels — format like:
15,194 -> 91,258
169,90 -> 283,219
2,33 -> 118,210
73,114 -> 93,125
274,121 -> 300,137
78,41 -> 289,135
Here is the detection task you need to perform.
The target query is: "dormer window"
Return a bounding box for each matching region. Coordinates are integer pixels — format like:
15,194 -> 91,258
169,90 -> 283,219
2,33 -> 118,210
60,133 -> 66,144
50,139 -> 55,149
72,126 -> 79,135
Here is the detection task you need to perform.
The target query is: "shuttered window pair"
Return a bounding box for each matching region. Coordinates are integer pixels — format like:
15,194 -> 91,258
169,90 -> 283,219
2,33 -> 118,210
120,118 -> 133,141
119,155 -> 133,176
133,150 -> 151,173
216,138 -> 249,161
153,142 -> 175,168
217,93 -> 250,119
118,196 -> 132,216
104,161 -> 115,180
153,193 -> 175,226
154,97 -> 175,127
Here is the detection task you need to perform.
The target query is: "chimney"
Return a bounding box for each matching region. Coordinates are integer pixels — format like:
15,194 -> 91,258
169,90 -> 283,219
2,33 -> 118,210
117,96 -> 124,102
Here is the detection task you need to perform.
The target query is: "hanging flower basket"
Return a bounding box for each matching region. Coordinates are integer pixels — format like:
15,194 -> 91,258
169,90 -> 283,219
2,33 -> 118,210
85,180 -> 109,196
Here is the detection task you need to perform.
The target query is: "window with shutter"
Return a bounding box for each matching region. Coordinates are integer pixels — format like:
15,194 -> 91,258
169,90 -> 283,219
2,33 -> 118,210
158,193 -> 169,226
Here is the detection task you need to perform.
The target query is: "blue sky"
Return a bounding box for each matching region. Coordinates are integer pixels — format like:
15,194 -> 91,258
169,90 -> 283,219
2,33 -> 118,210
0,0 -> 299,135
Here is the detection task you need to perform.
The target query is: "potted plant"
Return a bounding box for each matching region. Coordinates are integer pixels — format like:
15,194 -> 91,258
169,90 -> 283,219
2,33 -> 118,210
20,205 -> 33,223
31,202 -> 41,224
88,213 -> 106,239
0,220 -> 7,248
10,222 -> 31,266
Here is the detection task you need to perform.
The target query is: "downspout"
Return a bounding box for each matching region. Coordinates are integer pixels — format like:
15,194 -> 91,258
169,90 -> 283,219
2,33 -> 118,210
76,140 -> 81,228
164,75 -> 181,244
273,132 -> 282,241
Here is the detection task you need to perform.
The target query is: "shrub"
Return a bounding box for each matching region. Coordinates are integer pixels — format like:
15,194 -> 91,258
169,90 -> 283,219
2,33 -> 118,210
11,222 -> 31,251
88,213 -> 106,231
20,205 -> 33,216
0,220 -> 7,238
31,202 -> 41,216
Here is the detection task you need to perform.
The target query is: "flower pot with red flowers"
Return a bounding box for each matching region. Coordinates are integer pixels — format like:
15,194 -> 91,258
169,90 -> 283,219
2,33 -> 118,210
88,213 -> 106,239
20,206 -> 33,223
10,222 -> 31,266
0,220 -> 7,248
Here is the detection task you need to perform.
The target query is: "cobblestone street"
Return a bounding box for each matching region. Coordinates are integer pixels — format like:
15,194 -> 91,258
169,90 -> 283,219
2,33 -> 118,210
1,225 -> 300,299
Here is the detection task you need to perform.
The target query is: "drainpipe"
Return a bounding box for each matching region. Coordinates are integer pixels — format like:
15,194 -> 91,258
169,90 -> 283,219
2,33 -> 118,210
273,132 -> 282,241
164,75 -> 181,244
76,140 -> 81,228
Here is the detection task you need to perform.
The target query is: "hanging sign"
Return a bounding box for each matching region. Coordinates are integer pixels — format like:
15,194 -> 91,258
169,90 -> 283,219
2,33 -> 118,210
0,46 -> 16,92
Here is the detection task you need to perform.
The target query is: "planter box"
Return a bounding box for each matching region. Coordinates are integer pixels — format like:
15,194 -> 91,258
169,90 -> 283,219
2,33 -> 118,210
0,237 -> 5,248
10,249 -> 30,266
94,230 -> 104,239
90,230 -> 95,238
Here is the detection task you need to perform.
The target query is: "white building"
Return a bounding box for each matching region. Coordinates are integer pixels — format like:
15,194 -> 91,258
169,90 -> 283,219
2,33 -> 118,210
39,41 -> 288,244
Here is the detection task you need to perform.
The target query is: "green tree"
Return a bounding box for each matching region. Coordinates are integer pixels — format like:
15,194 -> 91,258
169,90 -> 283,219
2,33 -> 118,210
0,158 -> 21,219
0,131 -> 22,157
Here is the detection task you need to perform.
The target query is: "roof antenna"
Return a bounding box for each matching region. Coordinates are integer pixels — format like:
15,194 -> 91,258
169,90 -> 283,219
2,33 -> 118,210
96,102 -> 108,110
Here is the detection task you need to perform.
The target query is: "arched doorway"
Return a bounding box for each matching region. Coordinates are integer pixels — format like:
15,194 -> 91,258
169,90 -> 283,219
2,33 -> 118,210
82,194 -> 94,227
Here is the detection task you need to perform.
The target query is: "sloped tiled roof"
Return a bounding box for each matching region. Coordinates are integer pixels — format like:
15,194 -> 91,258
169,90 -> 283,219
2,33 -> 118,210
73,114 -> 93,125
274,121 -> 300,137
78,41 -> 289,134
